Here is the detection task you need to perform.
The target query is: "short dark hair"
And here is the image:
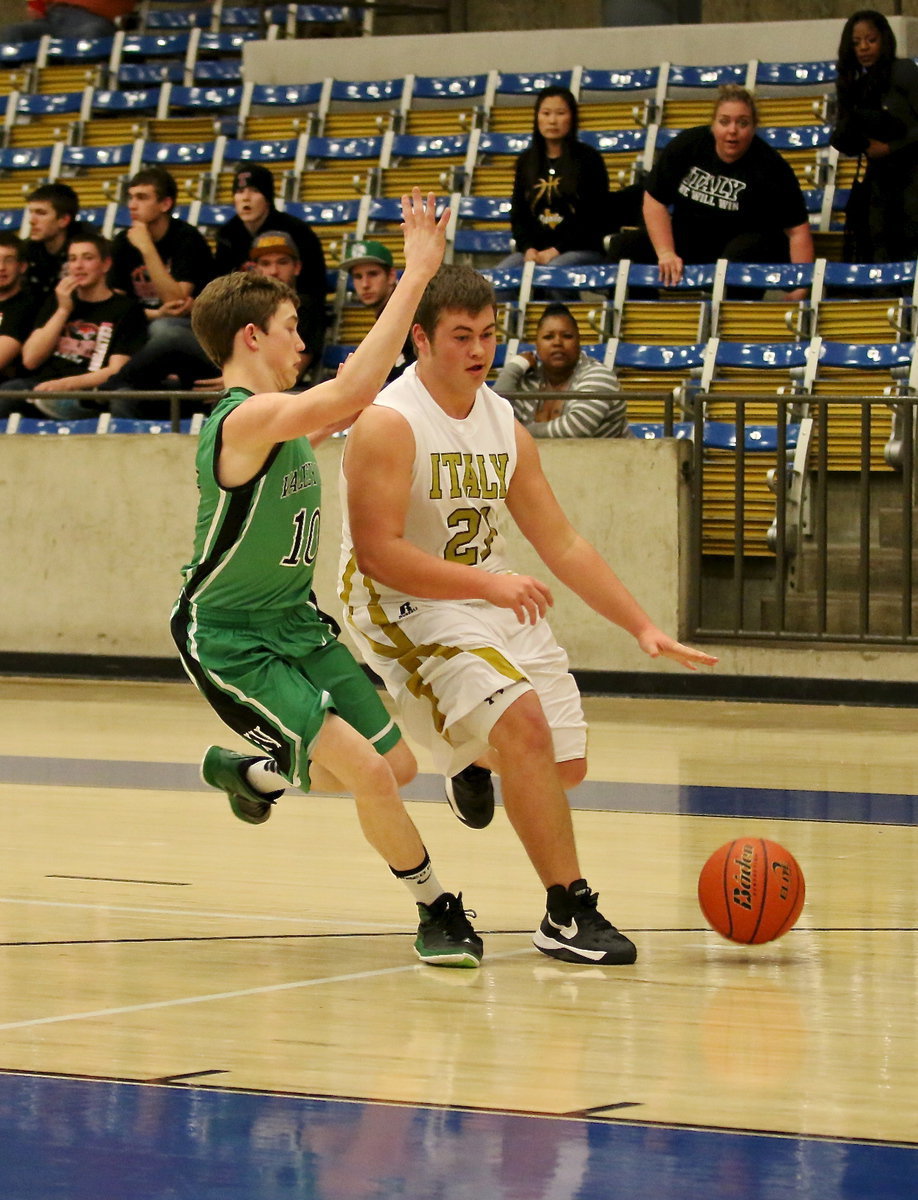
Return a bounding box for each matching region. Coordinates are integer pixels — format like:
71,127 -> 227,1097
192,272 -> 299,367
27,182 -> 80,221
537,302 -> 578,332
68,231 -> 111,259
128,166 -> 178,208
413,265 -> 496,340
0,231 -> 26,261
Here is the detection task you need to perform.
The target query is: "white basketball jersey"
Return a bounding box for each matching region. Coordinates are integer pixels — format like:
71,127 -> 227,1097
339,363 -> 519,620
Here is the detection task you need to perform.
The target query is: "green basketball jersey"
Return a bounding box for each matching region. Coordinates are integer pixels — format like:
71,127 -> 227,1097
179,388 -> 325,617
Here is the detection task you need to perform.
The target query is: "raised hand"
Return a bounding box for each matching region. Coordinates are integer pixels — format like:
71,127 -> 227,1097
400,188 -> 450,280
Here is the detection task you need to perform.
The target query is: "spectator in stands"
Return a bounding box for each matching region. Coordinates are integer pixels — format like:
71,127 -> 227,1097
214,165 -> 327,321
340,239 -> 415,382
831,10 -> 918,264
499,86 -> 609,272
0,233 -> 147,420
0,233 -> 36,379
98,166 -> 217,409
193,231 -> 325,393
24,183 -> 84,306
614,85 -> 813,301
0,0 -> 136,41
493,303 -> 631,439
249,230 -> 324,382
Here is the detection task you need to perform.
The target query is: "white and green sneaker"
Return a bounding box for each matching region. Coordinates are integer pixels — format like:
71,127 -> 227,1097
414,892 -> 483,968
200,745 -> 283,825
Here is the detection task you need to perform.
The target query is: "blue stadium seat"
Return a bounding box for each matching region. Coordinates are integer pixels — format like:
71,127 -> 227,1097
196,30 -> 261,56
754,61 -> 837,87
43,33 -> 112,61
611,341 -> 707,374
621,261 -> 717,293
581,66 -> 661,94
720,262 -> 815,293
90,86 -> 161,116
118,61 -> 185,85
14,90 -> 84,119
12,418 -> 102,435
144,7 -> 211,27
702,420 -> 801,451
630,421 -> 694,440
666,63 -> 749,88
705,340 -> 809,375
409,73 -> 489,102
119,31 -> 193,59
530,262 -> 620,293
477,265 -> 523,298
821,260 -> 917,292
193,59 -> 244,83
0,39 -> 41,65
493,69 -> 574,95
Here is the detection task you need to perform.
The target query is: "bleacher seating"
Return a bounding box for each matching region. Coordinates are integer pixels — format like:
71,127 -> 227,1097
0,35 -> 909,584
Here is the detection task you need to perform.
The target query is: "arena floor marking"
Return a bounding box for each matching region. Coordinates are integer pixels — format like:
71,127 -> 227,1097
0,1074 -> 914,1200
0,948 -> 532,1034
3,755 -> 917,824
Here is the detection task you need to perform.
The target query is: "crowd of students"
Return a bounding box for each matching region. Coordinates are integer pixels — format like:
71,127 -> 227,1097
0,163 -> 329,421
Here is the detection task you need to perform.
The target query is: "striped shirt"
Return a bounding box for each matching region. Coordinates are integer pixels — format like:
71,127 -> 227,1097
493,351 -> 632,439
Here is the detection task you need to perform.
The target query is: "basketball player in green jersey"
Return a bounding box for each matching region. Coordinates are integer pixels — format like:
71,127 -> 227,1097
171,190 -> 482,969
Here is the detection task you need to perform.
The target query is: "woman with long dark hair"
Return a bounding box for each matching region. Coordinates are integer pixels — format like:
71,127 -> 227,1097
831,10 -> 918,262
501,86 -> 609,270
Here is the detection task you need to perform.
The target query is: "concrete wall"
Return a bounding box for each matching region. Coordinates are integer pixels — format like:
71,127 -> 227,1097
2,433 -> 916,686
244,18 -> 918,84
0,434 -> 684,671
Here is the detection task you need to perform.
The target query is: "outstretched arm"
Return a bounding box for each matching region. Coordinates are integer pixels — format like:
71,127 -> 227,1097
506,425 -> 717,670
223,189 -> 449,456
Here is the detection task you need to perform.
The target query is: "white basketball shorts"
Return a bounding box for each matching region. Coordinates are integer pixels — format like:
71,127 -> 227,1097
345,599 -> 587,777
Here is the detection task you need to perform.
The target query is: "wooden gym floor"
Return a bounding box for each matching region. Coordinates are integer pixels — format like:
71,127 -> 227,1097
0,676 -> 916,1199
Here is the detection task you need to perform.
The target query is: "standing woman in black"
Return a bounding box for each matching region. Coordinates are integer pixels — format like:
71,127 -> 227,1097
831,10 -> 918,263
500,86 -> 609,270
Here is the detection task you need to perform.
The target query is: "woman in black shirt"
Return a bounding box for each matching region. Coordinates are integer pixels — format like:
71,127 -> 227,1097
831,9 -> 918,263
501,86 -> 610,271
641,84 -> 812,297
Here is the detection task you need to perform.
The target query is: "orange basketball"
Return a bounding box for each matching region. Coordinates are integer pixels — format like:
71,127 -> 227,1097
698,837 -> 805,944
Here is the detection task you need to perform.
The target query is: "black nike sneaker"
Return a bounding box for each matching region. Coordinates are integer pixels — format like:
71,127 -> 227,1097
533,879 -> 637,965
444,764 -> 495,829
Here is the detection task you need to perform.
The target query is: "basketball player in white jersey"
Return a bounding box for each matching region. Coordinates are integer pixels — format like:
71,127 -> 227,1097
339,264 -> 717,965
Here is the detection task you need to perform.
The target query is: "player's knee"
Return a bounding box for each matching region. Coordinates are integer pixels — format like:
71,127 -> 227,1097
557,758 -> 587,790
386,741 -> 418,787
357,751 -> 399,798
491,694 -> 554,760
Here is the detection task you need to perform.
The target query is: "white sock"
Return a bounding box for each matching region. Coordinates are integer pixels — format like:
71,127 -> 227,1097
245,758 -> 284,796
390,851 -> 444,907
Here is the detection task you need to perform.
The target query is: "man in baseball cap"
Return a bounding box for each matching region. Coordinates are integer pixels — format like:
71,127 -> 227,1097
214,163 -> 327,324
339,238 -> 413,382
249,230 -> 324,382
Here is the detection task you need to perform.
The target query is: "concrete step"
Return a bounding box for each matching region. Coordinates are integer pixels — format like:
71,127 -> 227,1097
791,546 -> 918,591
761,593 -> 918,637
878,505 -> 918,547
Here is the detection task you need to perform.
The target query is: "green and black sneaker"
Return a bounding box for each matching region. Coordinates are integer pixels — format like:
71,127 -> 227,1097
200,745 -> 283,825
415,892 -> 483,969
